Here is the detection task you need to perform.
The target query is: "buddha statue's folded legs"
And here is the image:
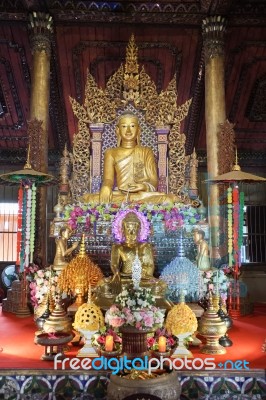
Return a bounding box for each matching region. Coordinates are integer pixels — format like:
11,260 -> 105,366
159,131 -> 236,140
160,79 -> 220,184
81,190 -> 178,204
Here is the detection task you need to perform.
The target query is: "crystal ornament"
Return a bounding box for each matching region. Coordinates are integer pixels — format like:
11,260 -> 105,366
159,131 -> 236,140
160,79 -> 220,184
160,231 -> 200,301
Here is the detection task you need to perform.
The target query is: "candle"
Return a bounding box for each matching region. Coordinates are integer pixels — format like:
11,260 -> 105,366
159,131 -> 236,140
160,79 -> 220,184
105,335 -> 114,352
158,336 -> 166,353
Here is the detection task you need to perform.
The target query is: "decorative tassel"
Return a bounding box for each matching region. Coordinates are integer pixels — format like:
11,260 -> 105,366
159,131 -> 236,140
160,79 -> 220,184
30,183 -> 36,264
16,185 -> 23,267
25,186 -> 32,268
20,187 -> 27,272
227,187 -> 233,267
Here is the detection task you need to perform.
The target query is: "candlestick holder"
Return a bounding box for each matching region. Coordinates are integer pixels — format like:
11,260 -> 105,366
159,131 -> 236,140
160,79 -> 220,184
218,299 -> 233,347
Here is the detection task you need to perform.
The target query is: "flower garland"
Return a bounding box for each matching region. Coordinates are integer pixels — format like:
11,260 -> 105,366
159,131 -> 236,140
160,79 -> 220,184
227,186 -> 245,277
30,183 -> 36,264
63,202 -> 202,231
16,185 -> 23,267
105,287 -> 165,331
25,185 -> 32,269
227,187 -> 233,268
20,188 -> 27,272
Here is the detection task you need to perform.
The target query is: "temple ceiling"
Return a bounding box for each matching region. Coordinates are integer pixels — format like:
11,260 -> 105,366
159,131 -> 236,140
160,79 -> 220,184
0,0 -> 265,168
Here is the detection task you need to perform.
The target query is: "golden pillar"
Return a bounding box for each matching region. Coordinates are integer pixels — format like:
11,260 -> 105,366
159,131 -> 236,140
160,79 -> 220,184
28,12 -> 53,266
202,16 -> 226,266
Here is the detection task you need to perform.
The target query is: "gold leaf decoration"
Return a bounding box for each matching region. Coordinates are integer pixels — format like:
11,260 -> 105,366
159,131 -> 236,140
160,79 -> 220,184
106,64 -> 124,107
27,118 -> 44,172
173,98 -> 193,124
69,97 -> 89,123
218,119 -> 235,175
139,66 -> 158,113
168,123 -> 187,196
122,34 -> 140,105
69,119 -> 91,202
84,72 -> 116,123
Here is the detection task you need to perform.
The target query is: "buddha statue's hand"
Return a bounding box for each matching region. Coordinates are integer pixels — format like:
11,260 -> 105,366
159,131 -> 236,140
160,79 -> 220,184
119,183 -> 147,193
110,271 -> 121,295
99,185 -> 112,203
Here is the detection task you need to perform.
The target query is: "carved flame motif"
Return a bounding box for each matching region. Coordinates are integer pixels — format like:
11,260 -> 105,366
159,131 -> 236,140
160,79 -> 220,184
123,34 -> 140,104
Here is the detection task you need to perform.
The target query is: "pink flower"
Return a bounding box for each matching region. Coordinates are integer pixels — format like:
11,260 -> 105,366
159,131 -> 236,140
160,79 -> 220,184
97,336 -> 106,345
125,313 -> 134,324
36,270 -> 44,278
110,317 -> 124,328
143,314 -> 154,327
167,337 -> 175,347
109,305 -> 120,313
208,283 -> 214,290
147,337 -> 155,347
29,281 -> 36,289
114,335 -> 122,344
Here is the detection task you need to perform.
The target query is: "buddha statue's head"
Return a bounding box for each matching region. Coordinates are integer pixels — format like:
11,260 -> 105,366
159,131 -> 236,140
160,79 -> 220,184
59,226 -> 72,239
193,228 -> 205,244
116,112 -> 141,146
122,212 -> 141,245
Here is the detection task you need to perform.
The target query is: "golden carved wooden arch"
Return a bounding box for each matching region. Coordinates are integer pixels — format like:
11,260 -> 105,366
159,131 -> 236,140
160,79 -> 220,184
69,34 -> 195,202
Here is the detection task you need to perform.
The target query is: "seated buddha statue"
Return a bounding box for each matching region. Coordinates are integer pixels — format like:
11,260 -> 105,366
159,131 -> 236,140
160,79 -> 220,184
93,211 -> 173,311
81,112 -> 178,204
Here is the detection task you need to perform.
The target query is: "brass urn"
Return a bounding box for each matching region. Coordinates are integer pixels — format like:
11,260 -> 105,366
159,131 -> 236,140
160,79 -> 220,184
198,292 -> 227,355
43,301 -> 73,334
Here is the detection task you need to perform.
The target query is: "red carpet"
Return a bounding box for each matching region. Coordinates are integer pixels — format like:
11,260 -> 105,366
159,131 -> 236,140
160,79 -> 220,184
0,306 -> 265,371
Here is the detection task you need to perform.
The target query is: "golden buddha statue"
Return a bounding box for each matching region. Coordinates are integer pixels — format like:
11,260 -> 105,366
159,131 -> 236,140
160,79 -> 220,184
81,113 -> 178,204
93,211 -> 173,311
53,226 -> 79,272
193,229 -> 211,271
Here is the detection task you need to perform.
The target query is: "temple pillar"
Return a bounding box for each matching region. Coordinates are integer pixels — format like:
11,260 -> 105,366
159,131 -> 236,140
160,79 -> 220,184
156,127 -> 169,193
202,16 -> 227,266
90,123 -> 104,193
28,12 -> 53,266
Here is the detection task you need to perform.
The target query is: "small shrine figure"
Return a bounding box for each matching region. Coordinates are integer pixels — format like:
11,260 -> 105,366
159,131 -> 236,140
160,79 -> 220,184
53,226 -> 79,272
93,210 -> 172,310
193,229 -> 211,271
111,211 -> 155,281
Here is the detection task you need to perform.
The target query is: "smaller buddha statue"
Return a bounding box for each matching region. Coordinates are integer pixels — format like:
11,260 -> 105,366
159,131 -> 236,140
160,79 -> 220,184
93,211 -> 173,311
193,229 -> 211,271
53,226 -> 79,272
111,212 -> 155,281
